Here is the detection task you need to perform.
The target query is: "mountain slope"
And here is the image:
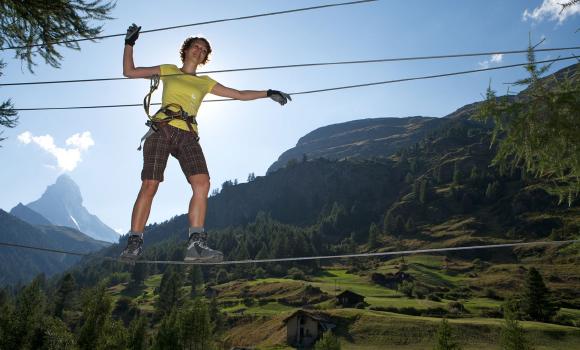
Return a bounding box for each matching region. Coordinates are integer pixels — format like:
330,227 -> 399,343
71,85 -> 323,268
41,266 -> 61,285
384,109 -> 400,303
25,174 -> 119,243
267,116 -> 444,173
0,209 -> 110,286
10,202 -> 52,225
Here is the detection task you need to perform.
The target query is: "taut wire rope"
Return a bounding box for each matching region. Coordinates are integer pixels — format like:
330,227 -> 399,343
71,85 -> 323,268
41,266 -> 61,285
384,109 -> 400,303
0,239 -> 577,265
1,46 -> 577,87
4,56 -> 578,112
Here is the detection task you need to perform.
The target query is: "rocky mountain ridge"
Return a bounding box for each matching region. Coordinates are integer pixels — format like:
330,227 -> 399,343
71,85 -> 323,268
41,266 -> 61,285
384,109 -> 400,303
267,116 -> 444,173
22,174 -> 119,243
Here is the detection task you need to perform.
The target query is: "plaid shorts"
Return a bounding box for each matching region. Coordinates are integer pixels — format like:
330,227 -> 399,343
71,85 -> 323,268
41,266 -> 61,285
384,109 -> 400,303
141,125 -> 209,182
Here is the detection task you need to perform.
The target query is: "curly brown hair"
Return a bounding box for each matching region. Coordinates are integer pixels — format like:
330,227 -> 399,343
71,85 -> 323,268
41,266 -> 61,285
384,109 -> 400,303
180,37 -> 212,65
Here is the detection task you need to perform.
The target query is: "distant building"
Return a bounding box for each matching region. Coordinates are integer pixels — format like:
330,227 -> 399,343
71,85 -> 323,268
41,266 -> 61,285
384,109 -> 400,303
336,290 -> 365,307
284,310 -> 335,348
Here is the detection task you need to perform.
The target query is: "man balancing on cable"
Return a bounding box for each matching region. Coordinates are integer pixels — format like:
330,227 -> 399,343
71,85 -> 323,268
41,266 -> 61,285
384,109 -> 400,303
120,24 -> 291,263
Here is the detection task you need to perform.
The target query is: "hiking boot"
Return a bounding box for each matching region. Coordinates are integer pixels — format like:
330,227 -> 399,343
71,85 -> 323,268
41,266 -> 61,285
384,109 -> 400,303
120,234 -> 143,260
185,232 -> 223,263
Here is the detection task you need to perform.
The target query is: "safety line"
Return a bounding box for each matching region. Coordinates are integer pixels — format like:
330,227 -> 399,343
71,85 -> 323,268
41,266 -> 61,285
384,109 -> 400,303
0,0 -> 377,51
289,56 -> 579,96
4,56 -> 577,112
0,239 -> 577,265
1,46 -> 578,87
136,239 -> 579,265
0,241 -> 92,257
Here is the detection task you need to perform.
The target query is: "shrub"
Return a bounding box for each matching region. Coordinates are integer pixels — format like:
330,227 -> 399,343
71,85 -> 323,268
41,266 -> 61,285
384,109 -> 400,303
421,307 -> 448,317
106,272 -> 130,286
484,288 -> 502,300
314,331 -> 341,350
369,306 -> 399,313
428,293 -> 442,302
215,269 -> 229,284
399,307 -> 421,316
398,281 -> 415,297
434,318 -> 462,350
447,301 -> 466,315
254,267 -> 266,279
414,285 -> 430,299
287,267 -> 306,280
553,312 -> 576,327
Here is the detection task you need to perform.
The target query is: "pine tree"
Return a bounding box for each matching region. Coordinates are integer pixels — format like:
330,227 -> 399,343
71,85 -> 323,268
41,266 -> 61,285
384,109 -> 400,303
521,267 -> 558,322
419,179 -> 433,203
36,316 -> 77,350
470,166 -> 479,180
0,1 -> 115,143
154,308 -> 180,350
128,316 -> 148,350
99,319 -> 128,350
368,222 -> 380,249
0,291 -> 14,349
10,278 -> 46,349
78,283 -> 118,350
433,318 -> 462,350
405,217 -> 416,234
156,268 -> 184,316
189,265 -> 204,297
394,215 -> 406,237
434,166 -> 443,184
130,262 -> 149,288
54,273 -> 77,318
500,307 -> 534,350
179,299 -> 213,350
485,182 -> 500,201
453,162 -> 461,185
314,331 -> 341,350
208,297 -> 225,334
474,40 -> 580,205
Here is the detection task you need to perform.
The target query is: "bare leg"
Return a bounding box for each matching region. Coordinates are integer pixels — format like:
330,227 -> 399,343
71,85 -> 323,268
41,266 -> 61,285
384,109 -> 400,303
187,174 -> 210,227
184,173 -> 222,262
131,179 -> 160,233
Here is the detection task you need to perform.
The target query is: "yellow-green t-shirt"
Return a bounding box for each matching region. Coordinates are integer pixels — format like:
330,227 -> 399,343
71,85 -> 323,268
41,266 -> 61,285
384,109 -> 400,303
155,64 -> 217,133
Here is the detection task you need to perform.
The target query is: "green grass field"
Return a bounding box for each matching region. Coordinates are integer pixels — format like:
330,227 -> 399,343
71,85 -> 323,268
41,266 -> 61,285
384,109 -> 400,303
106,252 -> 580,349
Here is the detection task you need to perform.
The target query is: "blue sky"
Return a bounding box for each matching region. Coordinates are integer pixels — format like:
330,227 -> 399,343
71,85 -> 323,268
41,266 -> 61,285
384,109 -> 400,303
1,0 -> 579,237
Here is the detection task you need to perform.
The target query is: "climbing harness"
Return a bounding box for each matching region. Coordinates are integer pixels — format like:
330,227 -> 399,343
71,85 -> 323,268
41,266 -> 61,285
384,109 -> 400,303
137,75 -> 199,150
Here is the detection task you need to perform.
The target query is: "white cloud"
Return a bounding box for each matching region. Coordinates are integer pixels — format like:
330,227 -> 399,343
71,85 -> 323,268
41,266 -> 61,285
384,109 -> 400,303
490,54 -> 503,63
523,0 -> 580,23
17,131 -> 32,144
478,54 -> 503,69
18,131 -> 94,172
66,131 -> 95,151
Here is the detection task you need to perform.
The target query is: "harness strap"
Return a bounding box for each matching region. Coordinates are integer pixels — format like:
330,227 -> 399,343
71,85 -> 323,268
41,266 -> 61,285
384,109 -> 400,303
137,120 -> 161,151
143,75 -> 160,120
138,76 -> 200,150
156,104 -> 197,126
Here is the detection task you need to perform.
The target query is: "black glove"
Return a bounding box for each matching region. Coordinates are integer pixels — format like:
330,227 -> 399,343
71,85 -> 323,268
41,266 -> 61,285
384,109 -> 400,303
125,23 -> 141,46
267,89 -> 292,106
